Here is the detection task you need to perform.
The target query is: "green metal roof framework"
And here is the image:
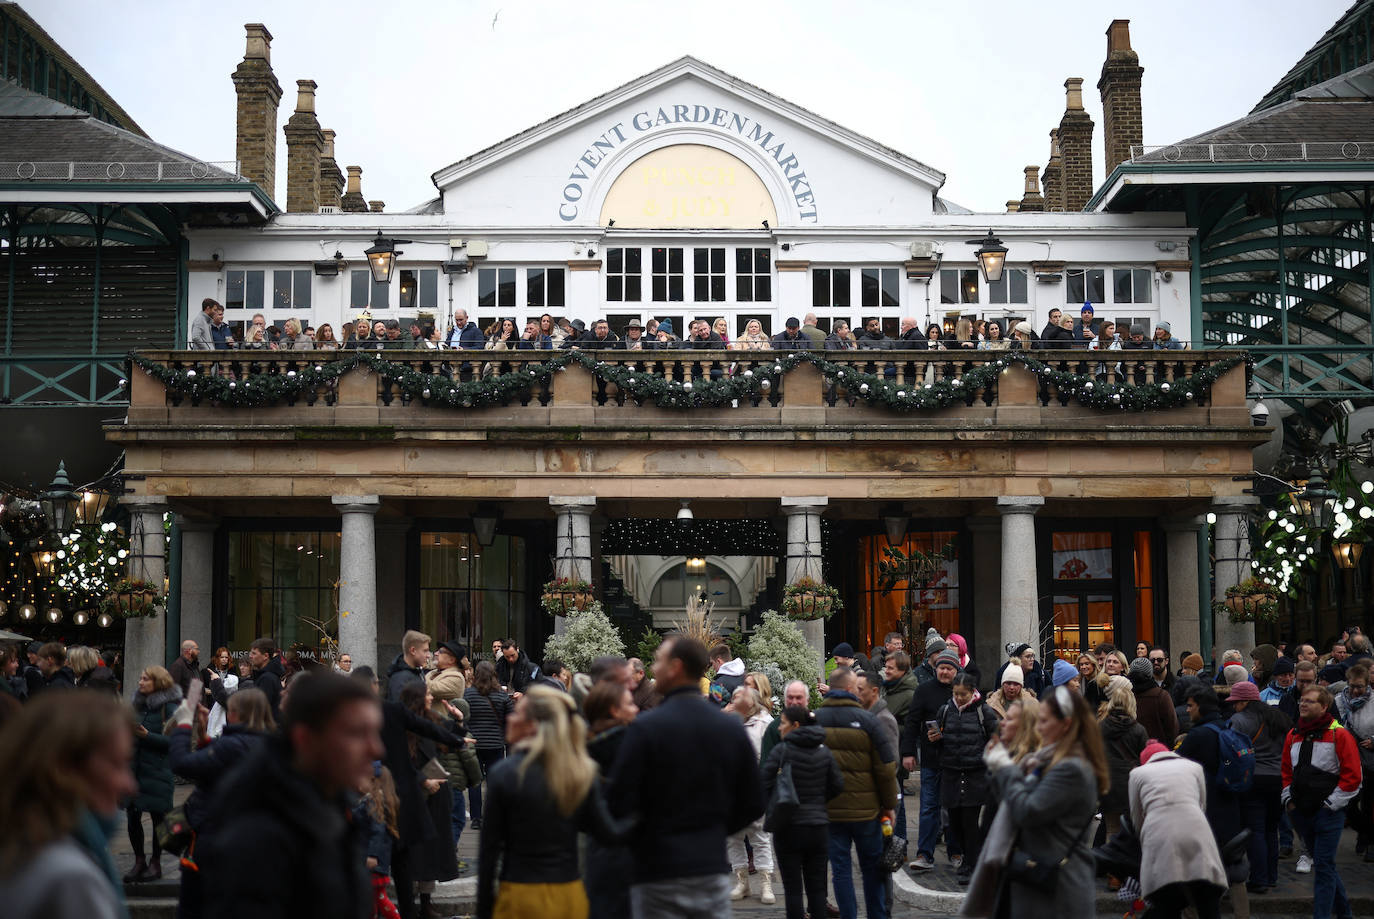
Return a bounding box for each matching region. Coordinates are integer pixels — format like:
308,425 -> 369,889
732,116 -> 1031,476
1254,0 -> 1374,113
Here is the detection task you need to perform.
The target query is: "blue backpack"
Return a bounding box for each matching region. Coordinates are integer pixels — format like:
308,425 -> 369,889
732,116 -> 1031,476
1205,720 -> 1256,792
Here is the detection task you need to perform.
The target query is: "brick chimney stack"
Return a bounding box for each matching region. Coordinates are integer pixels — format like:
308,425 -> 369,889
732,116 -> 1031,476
1018,166 -> 1045,212
1041,129 -> 1064,211
1098,19 -> 1144,176
1056,78 -> 1095,211
341,166 -> 368,212
368,200 -> 386,213
283,80 -> 324,213
231,24 -> 281,201
319,129 -> 344,209
1006,200 -> 1021,213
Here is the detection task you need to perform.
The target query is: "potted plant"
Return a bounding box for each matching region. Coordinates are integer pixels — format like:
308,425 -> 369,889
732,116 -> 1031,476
101,577 -> 166,619
781,576 -> 842,621
540,576 -> 594,616
1214,577 -> 1278,624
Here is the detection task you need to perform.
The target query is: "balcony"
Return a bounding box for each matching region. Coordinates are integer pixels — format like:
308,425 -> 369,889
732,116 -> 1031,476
111,348 -> 1262,505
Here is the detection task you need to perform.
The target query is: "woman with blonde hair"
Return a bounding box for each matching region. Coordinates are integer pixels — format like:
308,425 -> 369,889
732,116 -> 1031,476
745,671 -> 774,714
1078,652 -> 1106,709
713,317 -> 731,343
725,686 -> 776,903
282,317 -> 313,350
67,645 -> 117,695
999,696 -> 1042,764
126,665 -> 182,882
477,685 -> 620,919
966,686 -> 1108,919
1099,676 -> 1147,840
733,318 -> 771,350
0,692 -> 136,919
954,317 -> 976,349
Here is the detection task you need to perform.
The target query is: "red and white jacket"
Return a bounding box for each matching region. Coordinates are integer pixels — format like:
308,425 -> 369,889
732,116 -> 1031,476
1280,715 -> 1363,814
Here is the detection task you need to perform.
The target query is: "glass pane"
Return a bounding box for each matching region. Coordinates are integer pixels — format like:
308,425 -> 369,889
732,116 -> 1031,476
1134,530 -> 1155,645
858,532 -> 959,652
812,269 -> 830,307
693,276 -> 709,301
755,276 -> 771,302
669,276 -> 683,301
625,276 -> 641,301
477,268 -> 496,308
652,247 -> 666,273
736,248 -> 752,273
419,269 -> 438,309
1051,531 -> 1113,579
861,268 -> 879,307
398,270 -> 417,309
294,270 -> 312,310
527,268 -> 545,307
1086,269 -> 1106,304
626,248 -> 641,271
226,271 -> 245,309
960,269 -> 979,304
711,248 -> 724,273
547,269 -> 564,307
245,270 -> 264,310
755,249 -> 770,273
669,248 -> 683,273
607,276 -> 623,301
710,276 -> 725,301
882,268 -> 899,306
940,269 -> 958,305
832,269 -> 850,307
1066,270 -> 1085,304
694,248 -> 708,273
1133,269 -> 1152,303
1113,269 -> 1133,303
1052,595 -> 1081,661
736,276 -> 752,303
498,268 -> 516,306
351,270 -> 369,308
1010,268 -> 1028,303
652,276 -> 666,301
989,274 -> 1008,304
371,276 -> 388,310
1086,594 -> 1115,655
607,248 -> 623,273
272,271 -> 292,309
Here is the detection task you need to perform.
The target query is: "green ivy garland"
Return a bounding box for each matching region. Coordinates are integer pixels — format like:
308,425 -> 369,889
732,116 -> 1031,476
128,350 -> 1245,414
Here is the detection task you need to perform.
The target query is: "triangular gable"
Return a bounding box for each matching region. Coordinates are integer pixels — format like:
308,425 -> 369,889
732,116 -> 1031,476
429,56 -> 946,227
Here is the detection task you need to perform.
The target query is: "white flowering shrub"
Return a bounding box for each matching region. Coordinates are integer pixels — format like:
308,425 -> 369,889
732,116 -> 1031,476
540,602 -> 625,673
747,609 -> 819,692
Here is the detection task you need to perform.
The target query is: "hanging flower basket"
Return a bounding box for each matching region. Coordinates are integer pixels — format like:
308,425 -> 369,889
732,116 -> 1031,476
1214,578 -> 1278,624
540,577 -> 594,617
100,578 -> 165,620
781,576 -> 842,621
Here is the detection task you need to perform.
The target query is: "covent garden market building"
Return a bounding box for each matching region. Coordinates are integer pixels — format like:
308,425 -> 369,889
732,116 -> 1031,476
1,2 -> 1373,683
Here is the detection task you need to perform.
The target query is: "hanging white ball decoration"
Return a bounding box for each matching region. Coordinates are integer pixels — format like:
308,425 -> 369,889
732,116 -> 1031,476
118,378 -> 128,389
761,379 -> 771,390
859,383 -> 869,393
185,369 -> 197,379
228,381 -> 236,388
422,388 -> 431,399
897,391 -> 906,398
1185,392 -> 1193,399
743,370 -> 753,378
683,381 -> 693,392
1160,383 -> 1170,392
1084,381 -> 1094,390
1111,393 -> 1121,403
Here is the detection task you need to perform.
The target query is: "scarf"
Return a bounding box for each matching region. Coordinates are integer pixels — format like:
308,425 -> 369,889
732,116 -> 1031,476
73,808 -> 130,919
1297,713 -> 1333,736
1342,689 -> 1371,713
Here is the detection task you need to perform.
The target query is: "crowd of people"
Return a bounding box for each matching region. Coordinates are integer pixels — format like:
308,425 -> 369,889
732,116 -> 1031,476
0,624 -> 1367,919
188,300 -> 1192,354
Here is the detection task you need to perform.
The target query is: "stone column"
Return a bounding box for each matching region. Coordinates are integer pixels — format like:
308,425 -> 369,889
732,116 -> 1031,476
550,496 -> 596,637
177,515 -> 216,657
333,496 -> 380,671
1163,515 -> 1204,659
1212,496 -> 1258,657
123,496 -> 169,694
997,497 -> 1044,654
782,496 -> 828,681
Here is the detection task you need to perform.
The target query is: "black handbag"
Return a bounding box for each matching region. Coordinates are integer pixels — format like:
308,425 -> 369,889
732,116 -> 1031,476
1005,847 -> 1069,886
763,747 -> 799,832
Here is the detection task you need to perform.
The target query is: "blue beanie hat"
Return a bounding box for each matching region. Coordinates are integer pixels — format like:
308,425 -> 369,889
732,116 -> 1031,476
1052,658 -> 1078,687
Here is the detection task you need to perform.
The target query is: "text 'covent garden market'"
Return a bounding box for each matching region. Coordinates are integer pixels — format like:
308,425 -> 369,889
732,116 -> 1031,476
3,4 -> 1373,686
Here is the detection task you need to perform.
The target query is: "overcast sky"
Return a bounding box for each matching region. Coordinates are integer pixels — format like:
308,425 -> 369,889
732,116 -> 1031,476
35,0 -> 1350,213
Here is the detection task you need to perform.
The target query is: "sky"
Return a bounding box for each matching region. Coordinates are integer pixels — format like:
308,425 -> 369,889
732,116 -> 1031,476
33,0 -> 1352,213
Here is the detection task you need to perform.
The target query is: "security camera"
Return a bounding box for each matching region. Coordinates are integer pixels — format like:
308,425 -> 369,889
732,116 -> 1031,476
1251,401 -> 1270,427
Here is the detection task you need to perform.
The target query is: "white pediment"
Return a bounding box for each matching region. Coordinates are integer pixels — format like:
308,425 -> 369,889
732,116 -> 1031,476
429,57 -> 946,229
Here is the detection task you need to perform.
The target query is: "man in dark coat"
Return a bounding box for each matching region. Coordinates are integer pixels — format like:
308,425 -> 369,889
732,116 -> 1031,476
246,637 -> 285,718
607,635 -> 764,916
169,639 -> 212,706
199,672 -> 383,919
902,649 -> 959,870
34,642 -> 76,692
495,639 -> 537,696
771,317 -> 812,350
1129,657 -> 1180,744
386,629 -> 431,702
1038,308 -> 1074,348
578,318 -> 620,348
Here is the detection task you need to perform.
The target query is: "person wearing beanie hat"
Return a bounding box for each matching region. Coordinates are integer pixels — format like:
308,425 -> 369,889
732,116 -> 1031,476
1051,658 -> 1080,692
901,646 -> 961,870
1129,656 -> 1180,745
914,635 -> 951,688
1181,652 -> 1206,676
1128,734 -> 1228,913
986,663 -> 1033,717
1223,664 -> 1249,686
1260,656 -> 1295,705
996,644 -> 1048,698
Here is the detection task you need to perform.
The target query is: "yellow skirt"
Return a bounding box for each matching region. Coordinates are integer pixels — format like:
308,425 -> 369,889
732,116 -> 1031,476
493,880 -> 588,919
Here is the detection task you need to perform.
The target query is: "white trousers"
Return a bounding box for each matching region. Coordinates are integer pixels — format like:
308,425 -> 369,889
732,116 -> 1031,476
726,817 -> 774,873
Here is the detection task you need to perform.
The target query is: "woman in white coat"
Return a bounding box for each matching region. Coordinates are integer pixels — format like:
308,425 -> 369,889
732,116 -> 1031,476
1128,741 -> 1227,918
724,686 -> 776,905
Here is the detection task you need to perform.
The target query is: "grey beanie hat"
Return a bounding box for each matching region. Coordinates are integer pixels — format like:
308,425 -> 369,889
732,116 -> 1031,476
926,635 -> 948,657
1128,656 -> 1154,680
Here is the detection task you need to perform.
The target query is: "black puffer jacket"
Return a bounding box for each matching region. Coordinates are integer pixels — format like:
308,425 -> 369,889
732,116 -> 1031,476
1099,711 -> 1147,813
169,723 -> 268,832
760,724 -> 843,827
463,686 -> 511,751
251,656 -> 285,718
934,699 -> 999,807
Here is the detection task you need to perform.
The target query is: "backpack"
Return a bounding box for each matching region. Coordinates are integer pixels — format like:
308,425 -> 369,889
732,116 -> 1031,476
1205,720 -> 1256,792
939,701 -> 996,742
